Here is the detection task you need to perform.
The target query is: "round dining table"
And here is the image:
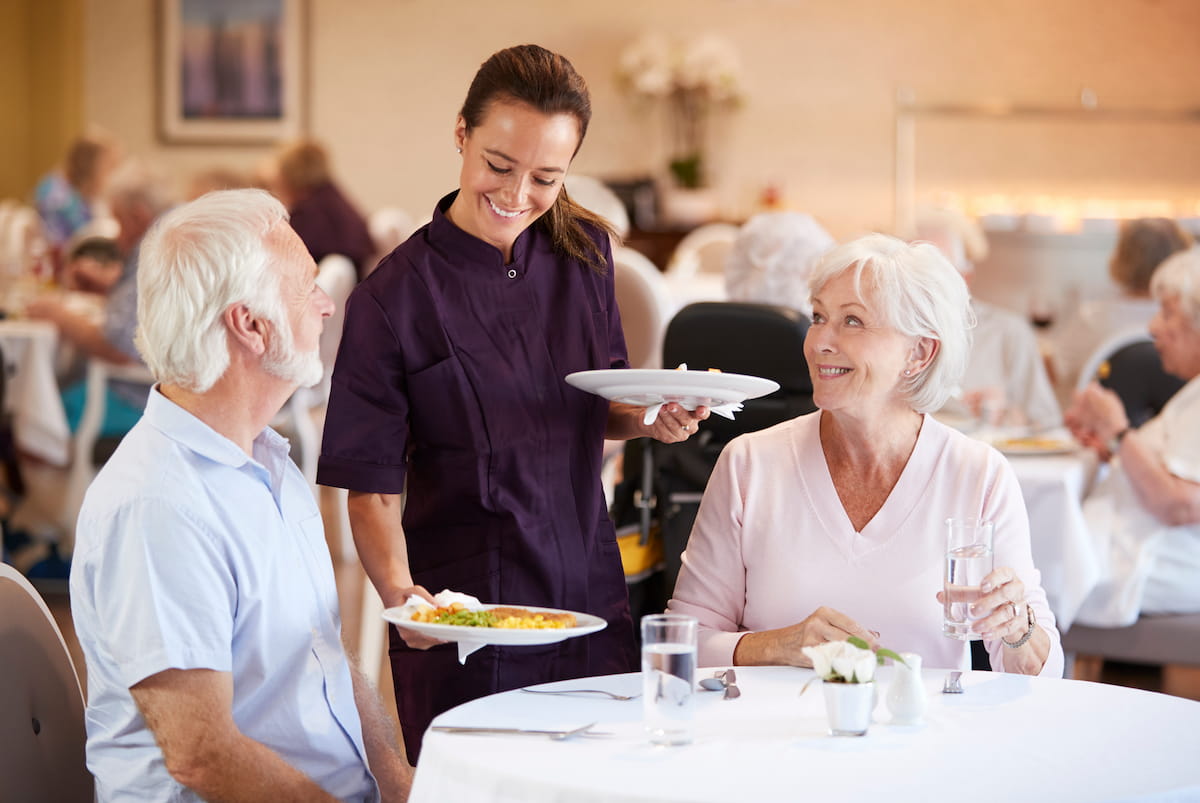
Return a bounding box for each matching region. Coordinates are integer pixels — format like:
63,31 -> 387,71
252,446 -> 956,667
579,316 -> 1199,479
410,665 -> 1200,802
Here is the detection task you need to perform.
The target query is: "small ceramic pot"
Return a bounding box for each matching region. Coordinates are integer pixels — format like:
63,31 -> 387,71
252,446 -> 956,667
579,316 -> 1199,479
822,680 -> 875,737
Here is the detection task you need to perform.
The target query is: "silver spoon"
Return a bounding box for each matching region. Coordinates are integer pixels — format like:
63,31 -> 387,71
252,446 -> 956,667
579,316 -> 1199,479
698,678 -> 725,691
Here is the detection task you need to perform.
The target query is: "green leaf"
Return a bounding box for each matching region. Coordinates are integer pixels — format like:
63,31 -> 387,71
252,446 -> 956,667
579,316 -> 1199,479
846,635 -> 870,651
875,648 -> 907,666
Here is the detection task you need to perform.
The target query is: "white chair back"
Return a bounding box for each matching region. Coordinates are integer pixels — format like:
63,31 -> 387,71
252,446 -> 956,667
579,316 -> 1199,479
565,175 -> 630,239
0,563 -> 93,800
1074,325 -> 1153,392
1,205 -> 48,281
368,208 -> 417,259
666,222 -> 739,281
612,246 -> 676,369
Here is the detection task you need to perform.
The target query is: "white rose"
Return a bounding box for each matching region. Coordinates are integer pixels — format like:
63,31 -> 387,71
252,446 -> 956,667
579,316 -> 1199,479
802,643 -> 834,679
852,650 -> 877,683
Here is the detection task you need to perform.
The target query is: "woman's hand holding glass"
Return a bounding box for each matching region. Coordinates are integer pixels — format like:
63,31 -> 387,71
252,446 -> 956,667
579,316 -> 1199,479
937,566 -> 1027,642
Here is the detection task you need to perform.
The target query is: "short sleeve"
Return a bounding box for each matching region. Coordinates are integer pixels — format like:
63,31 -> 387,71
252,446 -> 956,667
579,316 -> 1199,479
77,497 -> 236,688
598,233 -> 629,371
317,284 -> 411,492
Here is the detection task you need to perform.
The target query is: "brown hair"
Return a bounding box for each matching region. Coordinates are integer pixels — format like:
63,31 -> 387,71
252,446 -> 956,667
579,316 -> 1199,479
65,135 -> 116,198
460,44 -> 616,272
276,140 -> 332,197
1110,218 -> 1192,294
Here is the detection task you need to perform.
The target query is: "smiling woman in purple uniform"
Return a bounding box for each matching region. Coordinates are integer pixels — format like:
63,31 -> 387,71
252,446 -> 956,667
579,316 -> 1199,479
317,44 -> 708,762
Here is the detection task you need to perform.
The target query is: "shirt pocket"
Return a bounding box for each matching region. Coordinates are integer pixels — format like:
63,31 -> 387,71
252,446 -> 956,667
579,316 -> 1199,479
406,351 -> 488,452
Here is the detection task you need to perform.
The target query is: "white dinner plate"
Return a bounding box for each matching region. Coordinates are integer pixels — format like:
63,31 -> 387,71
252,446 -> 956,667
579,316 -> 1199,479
990,436 -> 1076,456
382,604 -> 608,646
564,368 -> 779,410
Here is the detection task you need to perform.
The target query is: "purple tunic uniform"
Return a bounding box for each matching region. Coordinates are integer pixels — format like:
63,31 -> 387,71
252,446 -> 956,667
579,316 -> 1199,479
317,193 -> 638,760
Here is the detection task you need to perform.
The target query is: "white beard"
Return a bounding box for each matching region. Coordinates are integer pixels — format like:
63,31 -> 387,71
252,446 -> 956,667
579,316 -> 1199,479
263,333 -> 324,389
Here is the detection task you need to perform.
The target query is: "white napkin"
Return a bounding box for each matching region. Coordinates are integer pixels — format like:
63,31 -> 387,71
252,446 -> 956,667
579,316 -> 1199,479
641,399 -> 744,426
396,589 -> 488,664
641,363 -> 744,425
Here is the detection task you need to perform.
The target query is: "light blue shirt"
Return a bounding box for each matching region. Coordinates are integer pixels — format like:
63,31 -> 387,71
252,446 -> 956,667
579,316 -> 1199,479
71,389 -> 379,802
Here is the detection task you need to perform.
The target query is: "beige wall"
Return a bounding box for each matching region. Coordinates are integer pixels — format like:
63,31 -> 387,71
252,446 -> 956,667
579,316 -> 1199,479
1,0 -> 83,200
81,0 -> 1200,238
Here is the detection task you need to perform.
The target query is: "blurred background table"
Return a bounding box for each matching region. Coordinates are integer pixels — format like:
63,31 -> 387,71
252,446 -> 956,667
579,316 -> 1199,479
0,319 -> 69,466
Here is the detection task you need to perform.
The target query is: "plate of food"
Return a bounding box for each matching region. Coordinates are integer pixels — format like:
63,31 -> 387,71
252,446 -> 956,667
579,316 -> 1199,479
990,435 -> 1077,455
565,368 -> 779,411
383,601 -> 607,646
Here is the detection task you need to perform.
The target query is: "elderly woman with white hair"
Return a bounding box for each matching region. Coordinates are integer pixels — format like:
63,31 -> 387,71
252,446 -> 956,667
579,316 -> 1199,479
669,233 -> 1063,675
1066,247 -> 1200,625
724,211 -> 834,315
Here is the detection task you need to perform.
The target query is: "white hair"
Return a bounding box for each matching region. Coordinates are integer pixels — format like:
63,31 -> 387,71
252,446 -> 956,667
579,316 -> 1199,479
134,189 -> 290,392
724,212 -> 834,315
1150,246 -> 1200,329
808,233 -> 974,413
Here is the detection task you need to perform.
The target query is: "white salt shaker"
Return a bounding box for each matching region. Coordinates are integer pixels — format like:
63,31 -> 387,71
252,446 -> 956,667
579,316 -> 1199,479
886,651 -> 926,726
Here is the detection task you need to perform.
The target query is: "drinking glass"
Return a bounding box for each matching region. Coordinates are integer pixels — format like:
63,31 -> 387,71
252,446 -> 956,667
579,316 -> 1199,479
942,518 -> 995,640
641,613 -> 697,745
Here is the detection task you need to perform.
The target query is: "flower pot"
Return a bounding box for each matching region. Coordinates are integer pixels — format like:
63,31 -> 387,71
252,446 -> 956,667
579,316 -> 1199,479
821,680 -> 875,737
659,187 -> 719,228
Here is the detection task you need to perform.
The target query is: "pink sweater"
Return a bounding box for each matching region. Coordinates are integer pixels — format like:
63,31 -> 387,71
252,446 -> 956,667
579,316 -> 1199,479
668,411 -> 1064,676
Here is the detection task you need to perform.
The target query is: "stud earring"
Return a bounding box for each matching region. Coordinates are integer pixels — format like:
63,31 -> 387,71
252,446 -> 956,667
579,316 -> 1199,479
904,369 -> 912,376
456,146 -> 462,154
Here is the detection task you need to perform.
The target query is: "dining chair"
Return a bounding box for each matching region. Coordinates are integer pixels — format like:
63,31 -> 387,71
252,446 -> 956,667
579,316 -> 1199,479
665,222 -> 739,282
60,357 -> 154,549
565,175 -> 630,239
612,245 -> 677,370
269,254 -> 358,562
367,207 -> 419,276
612,302 -> 815,607
1074,327 -> 1183,427
0,563 -> 93,801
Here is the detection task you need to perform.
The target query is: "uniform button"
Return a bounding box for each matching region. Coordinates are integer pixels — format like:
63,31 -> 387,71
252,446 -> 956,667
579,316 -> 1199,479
507,269 -> 517,278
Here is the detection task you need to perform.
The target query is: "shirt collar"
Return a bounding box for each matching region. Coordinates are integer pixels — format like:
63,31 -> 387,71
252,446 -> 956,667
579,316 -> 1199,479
142,387 -> 292,493
429,190 -> 534,268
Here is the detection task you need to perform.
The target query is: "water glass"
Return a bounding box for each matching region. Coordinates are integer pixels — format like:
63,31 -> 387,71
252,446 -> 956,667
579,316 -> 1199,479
942,518 -> 995,640
641,613 -> 697,746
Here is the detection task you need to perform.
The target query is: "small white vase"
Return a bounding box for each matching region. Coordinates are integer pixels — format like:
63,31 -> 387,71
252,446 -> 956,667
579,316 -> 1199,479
886,652 -> 927,726
822,680 -> 874,737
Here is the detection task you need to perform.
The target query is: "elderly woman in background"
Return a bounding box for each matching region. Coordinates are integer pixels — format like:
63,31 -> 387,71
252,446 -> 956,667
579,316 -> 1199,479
1051,218 -> 1191,406
271,139 -> 376,279
1065,247 -> 1200,626
916,207 -> 1061,430
669,233 -> 1063,676
724,211 -> 834,316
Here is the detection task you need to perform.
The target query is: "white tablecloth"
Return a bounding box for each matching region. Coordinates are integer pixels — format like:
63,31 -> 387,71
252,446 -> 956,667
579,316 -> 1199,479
1005,448 -> 1101,631
411,667 -> 1200,803
0,319 -> 69,466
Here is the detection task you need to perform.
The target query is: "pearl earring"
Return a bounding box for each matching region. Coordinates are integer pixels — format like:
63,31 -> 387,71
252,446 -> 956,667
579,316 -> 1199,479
456,146 -> 462,153
904,369 -> 912,376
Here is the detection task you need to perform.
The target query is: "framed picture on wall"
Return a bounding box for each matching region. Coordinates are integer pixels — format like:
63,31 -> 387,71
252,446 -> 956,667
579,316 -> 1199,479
158,0 -> 306,144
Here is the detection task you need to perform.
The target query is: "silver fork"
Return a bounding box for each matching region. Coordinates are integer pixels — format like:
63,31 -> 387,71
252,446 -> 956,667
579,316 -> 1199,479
520,687 -> 641,701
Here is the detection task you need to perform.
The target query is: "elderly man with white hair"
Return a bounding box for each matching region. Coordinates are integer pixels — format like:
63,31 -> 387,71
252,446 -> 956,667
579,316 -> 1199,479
70,190 -> 412,801
1066,246 -> 1200,626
